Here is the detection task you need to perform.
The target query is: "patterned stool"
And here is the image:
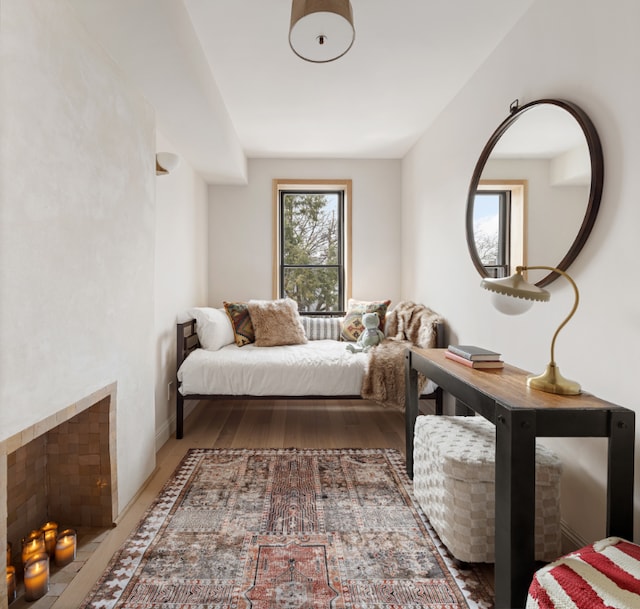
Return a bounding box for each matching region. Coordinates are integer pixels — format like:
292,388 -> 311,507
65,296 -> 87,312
413,414 -> 562,563
526,537 -> 640,608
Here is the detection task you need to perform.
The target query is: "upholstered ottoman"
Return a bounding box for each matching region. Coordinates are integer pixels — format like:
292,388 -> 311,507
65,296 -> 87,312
526,537 -> 640,608
413,414 -> 562,563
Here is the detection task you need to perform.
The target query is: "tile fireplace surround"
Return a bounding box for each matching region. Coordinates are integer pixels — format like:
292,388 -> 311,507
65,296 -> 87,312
1,384 -> 118,608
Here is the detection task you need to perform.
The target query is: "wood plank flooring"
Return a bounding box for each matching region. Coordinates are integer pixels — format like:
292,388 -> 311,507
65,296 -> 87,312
53,397 -> 487,608
187,398 -> 412,450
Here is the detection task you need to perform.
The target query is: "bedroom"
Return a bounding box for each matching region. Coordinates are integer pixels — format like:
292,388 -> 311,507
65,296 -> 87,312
1,0 -> 639,606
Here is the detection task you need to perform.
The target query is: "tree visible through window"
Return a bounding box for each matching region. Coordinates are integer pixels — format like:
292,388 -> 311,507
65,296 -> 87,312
473,190 -> 511,278
274,180 -> 351,314
280,191 -> 343,312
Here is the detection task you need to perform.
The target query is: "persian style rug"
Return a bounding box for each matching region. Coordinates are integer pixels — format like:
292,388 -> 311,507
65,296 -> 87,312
80,448 -> 494,608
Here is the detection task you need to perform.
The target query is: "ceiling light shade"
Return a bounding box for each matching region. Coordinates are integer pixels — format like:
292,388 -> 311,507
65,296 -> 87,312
289,0 -> 355,63
481,265 -> 581,395
156,152 -> 180,176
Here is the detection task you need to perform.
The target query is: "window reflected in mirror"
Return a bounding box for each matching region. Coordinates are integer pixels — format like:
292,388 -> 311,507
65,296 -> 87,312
474,181 -> 526,278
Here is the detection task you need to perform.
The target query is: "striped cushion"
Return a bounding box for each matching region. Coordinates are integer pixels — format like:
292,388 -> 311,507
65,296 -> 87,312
301,316 -> 343,341
526,537 -> 640,609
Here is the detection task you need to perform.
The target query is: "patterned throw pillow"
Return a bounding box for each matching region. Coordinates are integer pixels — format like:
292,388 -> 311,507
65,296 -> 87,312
340,299 -> 391,342
223,301 -> 255,347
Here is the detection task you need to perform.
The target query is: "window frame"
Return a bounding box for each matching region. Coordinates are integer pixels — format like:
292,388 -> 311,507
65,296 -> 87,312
476,180 -> 527,277
272,179 -> 352,314
473,189 -> 511,278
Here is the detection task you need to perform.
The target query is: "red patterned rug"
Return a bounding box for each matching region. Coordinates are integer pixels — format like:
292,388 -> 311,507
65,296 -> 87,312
80,448 -> 494,608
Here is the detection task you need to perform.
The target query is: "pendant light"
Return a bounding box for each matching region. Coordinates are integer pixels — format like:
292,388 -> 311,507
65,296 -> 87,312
289,0 -> 355,63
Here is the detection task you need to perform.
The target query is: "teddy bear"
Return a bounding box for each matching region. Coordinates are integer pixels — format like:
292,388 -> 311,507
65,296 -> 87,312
346,312 -> 385,353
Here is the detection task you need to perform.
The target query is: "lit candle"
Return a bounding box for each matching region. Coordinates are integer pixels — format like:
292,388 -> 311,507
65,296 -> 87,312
41,521 -> 58,557
21,530 -> 46,564
23,553 -> 49,601
54,529 -> 76,568
6,566 -> 16,604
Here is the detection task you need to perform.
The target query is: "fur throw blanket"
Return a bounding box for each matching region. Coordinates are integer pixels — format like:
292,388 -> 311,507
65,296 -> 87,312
361,302 -> 442,409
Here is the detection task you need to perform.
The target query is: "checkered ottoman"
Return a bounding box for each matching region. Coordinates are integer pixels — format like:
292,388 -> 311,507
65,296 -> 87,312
413,414 -> 562,563
526,537 -> 640,608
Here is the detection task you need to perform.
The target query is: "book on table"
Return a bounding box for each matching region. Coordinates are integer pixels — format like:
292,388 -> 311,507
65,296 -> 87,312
444,350 -> 505,369
447,344 -> 502,361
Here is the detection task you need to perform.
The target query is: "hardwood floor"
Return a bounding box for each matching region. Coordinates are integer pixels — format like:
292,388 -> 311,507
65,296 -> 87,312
53,398 -> 430,608
181,398 -> 413,450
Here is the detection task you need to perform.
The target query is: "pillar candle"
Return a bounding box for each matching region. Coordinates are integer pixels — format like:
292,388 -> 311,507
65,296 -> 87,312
41,522 -> 58,557
23,553 -> 49,602
54,529 -> 76,568
6,566 -> 16,604
21,530 -> 46,564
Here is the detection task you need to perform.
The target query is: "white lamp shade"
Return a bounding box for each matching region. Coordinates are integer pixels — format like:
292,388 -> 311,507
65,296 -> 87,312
490,292 -> 534,316
481,271 -> 549,315
289,0 -> 355,63
156,152 -> 180,175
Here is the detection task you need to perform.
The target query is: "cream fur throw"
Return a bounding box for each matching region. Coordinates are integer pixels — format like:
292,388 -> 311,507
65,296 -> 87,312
361,302 -> 442,409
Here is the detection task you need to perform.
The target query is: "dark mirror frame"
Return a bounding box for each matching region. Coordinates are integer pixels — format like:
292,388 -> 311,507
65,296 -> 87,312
465,98 -> 604,287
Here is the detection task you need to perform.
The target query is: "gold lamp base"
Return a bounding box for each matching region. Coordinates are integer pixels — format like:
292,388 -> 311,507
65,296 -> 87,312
527,363 -> 581,395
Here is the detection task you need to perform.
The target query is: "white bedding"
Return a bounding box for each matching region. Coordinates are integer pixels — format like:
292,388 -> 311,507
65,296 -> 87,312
177,339 -> 436,397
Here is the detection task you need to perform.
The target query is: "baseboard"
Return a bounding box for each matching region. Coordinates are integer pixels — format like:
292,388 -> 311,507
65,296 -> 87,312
155,419 -> 172,453
155,399 -> 199,451
561,520 -> 588,554
113,465 -> 159,526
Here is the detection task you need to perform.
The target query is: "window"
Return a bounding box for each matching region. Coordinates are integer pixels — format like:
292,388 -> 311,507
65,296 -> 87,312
273,179 -> 351,313
472,190 -> 511,278
474,180 -> 527,278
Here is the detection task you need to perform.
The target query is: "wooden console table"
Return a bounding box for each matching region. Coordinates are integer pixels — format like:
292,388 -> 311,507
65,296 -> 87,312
405,347 -> 635,609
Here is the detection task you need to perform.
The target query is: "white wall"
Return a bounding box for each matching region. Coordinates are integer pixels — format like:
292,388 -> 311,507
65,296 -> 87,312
154,131 -> 208,449
0,0 -> 156,511
402,0 -> 640,544
208,158 -> 402,307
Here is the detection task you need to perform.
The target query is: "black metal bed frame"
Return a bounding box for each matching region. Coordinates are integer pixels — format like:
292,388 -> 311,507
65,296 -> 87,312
175,319 -> 445,439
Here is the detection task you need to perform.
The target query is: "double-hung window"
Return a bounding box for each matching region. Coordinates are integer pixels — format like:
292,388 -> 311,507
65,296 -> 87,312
273,179 -> 351,314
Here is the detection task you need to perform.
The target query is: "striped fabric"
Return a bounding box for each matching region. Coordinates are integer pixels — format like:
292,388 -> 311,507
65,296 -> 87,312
526,537 -> 640,609
301,316 -> 343,341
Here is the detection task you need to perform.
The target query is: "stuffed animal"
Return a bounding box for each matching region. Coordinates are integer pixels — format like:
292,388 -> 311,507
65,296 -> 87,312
346,312 -> 384,353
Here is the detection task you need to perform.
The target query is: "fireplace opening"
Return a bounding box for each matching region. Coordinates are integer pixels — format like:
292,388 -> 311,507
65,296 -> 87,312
2,385 -> 117,606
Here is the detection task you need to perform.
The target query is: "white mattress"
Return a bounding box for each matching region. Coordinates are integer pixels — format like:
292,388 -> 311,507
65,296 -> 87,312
178,339 -> 437,397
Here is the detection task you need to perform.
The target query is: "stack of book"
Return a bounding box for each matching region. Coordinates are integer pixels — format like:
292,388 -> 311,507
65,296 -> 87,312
444,345 -> 504,369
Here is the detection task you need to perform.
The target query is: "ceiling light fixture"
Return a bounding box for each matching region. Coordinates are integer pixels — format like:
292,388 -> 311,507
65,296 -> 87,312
289,0 -> 355,63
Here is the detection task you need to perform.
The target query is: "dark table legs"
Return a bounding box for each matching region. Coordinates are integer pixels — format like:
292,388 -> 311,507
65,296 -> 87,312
494,406 -> 537,608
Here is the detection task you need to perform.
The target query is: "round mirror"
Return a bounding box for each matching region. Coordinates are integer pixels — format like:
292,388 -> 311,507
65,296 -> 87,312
466,99 -> 604,287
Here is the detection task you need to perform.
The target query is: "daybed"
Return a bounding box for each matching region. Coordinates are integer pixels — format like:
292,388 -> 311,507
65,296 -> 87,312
175,300 -> 444,439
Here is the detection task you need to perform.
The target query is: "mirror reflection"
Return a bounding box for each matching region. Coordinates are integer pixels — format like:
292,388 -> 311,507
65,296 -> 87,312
466,99 -> 603,287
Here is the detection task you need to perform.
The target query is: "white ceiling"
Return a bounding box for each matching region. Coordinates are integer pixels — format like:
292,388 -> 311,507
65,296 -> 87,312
69,0 -> 535,184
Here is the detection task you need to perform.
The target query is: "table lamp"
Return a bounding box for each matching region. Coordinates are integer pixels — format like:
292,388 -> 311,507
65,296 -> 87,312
480,265 -> 581,395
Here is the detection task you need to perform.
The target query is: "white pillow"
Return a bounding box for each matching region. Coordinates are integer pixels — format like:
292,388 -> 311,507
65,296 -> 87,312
188,307 -> 235,351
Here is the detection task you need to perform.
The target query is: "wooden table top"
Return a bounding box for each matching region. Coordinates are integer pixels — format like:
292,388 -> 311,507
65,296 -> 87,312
411,348 -> 626,412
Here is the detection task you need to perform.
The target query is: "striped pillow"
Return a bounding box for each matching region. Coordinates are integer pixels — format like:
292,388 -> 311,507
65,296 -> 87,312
301,316 -> 343,341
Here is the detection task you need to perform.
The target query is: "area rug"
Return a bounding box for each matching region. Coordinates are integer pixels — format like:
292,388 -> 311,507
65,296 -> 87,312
80,448 -> 494,608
